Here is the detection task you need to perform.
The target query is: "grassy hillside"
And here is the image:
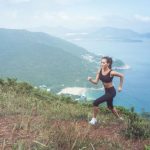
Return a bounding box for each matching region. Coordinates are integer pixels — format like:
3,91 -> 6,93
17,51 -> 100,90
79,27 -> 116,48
0,28 -> 96,89
0,28 -> 125,92
0,79 -> 150,149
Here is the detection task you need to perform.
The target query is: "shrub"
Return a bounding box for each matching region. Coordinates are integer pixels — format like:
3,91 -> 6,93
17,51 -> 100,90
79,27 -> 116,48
144,145 -> 150,150
123,107 -> 150,139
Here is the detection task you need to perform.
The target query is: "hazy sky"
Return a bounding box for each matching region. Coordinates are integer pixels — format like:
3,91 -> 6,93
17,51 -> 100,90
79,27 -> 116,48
1,0 -> 150,32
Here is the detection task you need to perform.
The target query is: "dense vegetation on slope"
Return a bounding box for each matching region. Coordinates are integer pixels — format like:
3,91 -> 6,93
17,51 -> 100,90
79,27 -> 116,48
0,78 -> 149,149
0,28 -> 125,92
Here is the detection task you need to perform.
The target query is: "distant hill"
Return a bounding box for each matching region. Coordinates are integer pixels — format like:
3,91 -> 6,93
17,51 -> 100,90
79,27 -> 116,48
89,27 -> 150,42
0,28 -> 125,91
88,27 -> 142,42
38,26 -> 150,43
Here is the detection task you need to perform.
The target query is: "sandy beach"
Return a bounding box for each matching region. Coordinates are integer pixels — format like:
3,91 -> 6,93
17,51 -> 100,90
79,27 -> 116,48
58,87 -> 88,96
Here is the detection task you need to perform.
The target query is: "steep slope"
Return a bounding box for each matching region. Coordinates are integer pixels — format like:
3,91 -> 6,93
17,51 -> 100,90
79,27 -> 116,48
0,29 -> 96,89
0,28 -> 125,91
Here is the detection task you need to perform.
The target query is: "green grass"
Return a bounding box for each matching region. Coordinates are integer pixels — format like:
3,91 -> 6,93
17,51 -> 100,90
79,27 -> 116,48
0,78 -> 150,150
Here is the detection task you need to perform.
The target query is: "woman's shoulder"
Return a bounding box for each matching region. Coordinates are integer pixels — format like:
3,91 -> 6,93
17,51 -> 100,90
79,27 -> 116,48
110,69 -> 115,76
110,70 -> 119,76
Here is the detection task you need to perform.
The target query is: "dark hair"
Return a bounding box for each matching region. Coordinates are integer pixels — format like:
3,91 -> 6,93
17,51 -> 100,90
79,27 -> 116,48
102,56 -> 113,69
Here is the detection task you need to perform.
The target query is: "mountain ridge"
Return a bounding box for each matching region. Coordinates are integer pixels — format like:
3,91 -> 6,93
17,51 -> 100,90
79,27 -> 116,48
30,26 -> 150,43
0,28 -> 125,91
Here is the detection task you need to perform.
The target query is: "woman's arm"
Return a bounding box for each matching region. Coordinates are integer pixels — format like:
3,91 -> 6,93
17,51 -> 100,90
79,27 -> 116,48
111,71 -> 124,92
87,69 -> 100,85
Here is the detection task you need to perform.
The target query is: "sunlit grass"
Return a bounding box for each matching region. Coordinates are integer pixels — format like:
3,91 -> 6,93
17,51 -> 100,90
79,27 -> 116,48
0,78 -> 150,149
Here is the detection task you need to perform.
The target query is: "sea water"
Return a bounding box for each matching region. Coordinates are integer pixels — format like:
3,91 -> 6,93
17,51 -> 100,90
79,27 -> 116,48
82,40 -> 150,113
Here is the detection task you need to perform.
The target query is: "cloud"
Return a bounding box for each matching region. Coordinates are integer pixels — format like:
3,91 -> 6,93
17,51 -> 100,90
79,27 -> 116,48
134,15 -> 150,22
0,10 -> 18,18
0,0 -> 31,4
0,0 -> 150,32
31,11 -> 103,28
48,0 -> 92,6
10,0 -> 30,3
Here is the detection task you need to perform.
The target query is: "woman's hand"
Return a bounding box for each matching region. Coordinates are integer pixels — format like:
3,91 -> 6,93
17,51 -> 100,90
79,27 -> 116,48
87,70 -> 100,85
118,86 -> 122,92
87,77 -> 92,81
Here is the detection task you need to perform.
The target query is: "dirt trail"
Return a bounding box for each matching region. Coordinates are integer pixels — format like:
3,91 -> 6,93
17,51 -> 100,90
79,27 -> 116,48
0,115 -> 149,150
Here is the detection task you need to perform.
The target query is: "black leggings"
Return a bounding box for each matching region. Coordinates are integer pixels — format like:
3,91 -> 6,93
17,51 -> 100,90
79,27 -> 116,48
93,86 -> 116,109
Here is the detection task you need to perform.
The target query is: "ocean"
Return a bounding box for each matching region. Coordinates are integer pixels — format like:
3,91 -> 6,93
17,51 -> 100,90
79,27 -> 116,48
78,40 -> 150,113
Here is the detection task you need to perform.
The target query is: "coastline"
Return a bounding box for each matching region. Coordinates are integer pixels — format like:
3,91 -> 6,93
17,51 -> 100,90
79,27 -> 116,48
57,87 -> 104,100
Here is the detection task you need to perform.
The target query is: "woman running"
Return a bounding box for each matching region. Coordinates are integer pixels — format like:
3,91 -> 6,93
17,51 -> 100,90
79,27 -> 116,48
88,56 -> 124,125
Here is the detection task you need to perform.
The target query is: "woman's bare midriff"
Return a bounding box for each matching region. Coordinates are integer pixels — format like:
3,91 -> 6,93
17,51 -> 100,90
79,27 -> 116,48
103,82 -> 113,88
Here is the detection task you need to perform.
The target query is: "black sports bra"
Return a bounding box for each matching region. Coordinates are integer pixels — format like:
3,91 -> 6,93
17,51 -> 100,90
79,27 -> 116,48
99,69 -> 114,83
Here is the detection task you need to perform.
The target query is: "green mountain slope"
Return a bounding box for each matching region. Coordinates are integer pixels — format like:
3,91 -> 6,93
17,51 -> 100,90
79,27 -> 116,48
0,28 -> 125,91
0,29 -> 96,89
